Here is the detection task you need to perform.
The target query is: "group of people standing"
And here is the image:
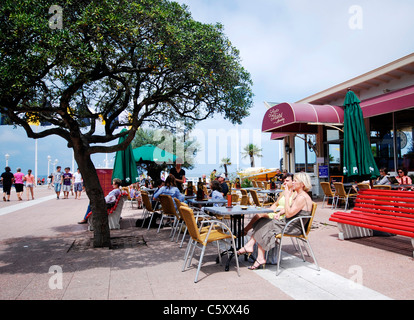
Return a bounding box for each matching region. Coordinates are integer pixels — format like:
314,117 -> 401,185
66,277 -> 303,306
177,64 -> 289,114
51,166 -> 83,200
1,167 -> 36,201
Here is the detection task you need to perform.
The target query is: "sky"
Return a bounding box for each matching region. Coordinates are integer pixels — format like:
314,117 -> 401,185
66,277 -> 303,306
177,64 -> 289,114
1,0 -> 414,179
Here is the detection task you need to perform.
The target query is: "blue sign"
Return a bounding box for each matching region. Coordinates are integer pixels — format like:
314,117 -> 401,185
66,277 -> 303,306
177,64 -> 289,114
319,165 -> 329,178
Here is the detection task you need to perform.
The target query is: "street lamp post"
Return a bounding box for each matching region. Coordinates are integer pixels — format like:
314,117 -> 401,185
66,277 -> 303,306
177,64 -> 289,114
47,155 -> 51,177
5,153 -> 9,167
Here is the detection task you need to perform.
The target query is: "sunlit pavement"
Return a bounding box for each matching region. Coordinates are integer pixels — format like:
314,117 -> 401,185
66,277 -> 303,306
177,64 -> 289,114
0,186 -> 413,300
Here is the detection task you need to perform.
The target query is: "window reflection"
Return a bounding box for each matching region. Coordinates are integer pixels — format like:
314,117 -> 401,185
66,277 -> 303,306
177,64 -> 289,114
395,108 -> 414,171
370,108 -> 414,172
370,113 -> 395,171
295,134 -> 317,173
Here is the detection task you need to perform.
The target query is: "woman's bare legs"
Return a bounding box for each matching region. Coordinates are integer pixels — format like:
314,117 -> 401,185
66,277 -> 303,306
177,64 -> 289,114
243,213 -> 268,235
236,236 -> 256,255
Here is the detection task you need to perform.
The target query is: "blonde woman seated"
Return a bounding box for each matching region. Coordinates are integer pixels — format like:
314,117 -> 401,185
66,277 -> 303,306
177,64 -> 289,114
241,173 -> 294,236
237,172 -> 313,270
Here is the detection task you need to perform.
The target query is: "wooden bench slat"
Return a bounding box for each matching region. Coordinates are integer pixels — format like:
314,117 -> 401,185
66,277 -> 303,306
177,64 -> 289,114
358,189 -> 414,198
353,205 -> 414,217
329,190 -> 414,243
357,195 -> 414,203
329,216 -> 414,238
332,211 -> 414,230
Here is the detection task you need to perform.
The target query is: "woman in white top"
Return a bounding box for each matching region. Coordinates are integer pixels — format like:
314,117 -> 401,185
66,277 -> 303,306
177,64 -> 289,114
209,180 -> 224,207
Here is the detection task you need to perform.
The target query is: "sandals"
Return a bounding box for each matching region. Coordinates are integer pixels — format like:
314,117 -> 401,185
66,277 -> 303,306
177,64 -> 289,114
248,260 -> 266,270
236,247 -> 253,258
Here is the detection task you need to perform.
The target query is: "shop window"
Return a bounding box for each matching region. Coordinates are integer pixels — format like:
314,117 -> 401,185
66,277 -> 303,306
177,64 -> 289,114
370,113 -> 395,172
395,108 -> 414,171
326,129 -> 340,142
328,144 -> 341,175
295,134 -> 316,173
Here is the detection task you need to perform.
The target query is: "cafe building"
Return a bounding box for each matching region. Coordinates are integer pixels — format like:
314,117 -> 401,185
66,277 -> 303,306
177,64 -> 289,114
262,53 -> 414,196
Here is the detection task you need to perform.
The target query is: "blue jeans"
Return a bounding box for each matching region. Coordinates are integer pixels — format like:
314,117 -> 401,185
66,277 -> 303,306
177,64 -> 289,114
54,183 -> 61,192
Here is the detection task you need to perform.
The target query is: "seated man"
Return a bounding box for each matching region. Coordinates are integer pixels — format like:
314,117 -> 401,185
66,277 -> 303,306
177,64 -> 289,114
217,173 -> 229,196
78,178 -> 122,224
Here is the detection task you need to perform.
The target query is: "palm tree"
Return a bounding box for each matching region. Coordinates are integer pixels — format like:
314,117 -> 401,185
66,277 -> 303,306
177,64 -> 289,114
242,144 -> 263,167
220,157 -> 232,177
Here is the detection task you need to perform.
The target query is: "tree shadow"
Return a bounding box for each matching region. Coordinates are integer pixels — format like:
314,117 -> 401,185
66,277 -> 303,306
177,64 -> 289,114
0,217 -> 204,275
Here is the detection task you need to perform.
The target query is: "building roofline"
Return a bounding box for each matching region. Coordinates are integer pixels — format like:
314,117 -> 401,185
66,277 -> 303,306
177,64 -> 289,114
296,52 -> 414,105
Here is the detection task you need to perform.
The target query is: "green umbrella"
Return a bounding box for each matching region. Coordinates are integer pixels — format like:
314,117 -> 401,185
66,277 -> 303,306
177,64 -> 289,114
112,129 -> 139,186
342,90 -> 380,180
133,144 -> 176,164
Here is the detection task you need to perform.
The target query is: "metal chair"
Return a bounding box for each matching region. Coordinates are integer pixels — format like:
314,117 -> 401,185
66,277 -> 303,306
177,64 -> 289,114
320,182 -> 337,209
240,189 -> 251,205
333,182 -> 357,210
140,191 -> 160,230
124,187 -> 140,209
231,193 -> 240,205
274,203 -> 320,276
179,206 -> 240,283
250,189 -> 272,207
158,194 -> 180,237
373,184 -> 391,190
357,183 -> 371,190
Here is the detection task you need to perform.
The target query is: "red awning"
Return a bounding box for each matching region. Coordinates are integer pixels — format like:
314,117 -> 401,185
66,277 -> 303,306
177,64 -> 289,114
361,84 -> 414,118
262,103 -> 344,134
263,86 -> 414,136
270,133 -> 288,140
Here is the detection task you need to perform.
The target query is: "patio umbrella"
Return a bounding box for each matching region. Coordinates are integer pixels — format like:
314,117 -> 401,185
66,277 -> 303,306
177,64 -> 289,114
132,144 -> 176,164
342,90 -> 380,181
112,129 -> 139,186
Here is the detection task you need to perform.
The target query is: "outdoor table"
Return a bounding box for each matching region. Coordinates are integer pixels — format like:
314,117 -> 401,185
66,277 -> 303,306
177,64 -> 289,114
203,205 -> 274,271
187,198 -> 228,207
242,187 -> 260,191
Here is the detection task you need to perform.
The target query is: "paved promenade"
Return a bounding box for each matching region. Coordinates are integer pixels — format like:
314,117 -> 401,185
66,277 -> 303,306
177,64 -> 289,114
0,185 -> 413,301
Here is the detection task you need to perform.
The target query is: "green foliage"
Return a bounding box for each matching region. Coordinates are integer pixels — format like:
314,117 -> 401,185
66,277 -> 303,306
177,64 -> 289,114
0,0 -> 254,245
0,0 -> 253,147
241,178 -> 252,188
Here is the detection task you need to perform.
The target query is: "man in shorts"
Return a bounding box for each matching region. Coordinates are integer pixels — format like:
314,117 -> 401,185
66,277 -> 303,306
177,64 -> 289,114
62,167 -> 73,199
52,166 -> 63,199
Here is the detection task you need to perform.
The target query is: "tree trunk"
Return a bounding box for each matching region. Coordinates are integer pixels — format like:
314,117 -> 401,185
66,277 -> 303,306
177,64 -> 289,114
250,155 -> 255,168
74,147 -> 111,248
223,164 -> 228,177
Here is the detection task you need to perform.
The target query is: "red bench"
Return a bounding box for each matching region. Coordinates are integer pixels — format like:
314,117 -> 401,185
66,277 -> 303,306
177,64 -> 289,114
329,189 -> 414,257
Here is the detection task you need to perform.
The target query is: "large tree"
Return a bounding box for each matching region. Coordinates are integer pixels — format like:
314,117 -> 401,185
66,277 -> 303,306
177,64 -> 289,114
0,0 -> 253,247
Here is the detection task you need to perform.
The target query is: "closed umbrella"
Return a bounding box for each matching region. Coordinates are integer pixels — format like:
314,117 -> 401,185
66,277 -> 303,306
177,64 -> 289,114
342,90 -> 380,180
112,129 -> 139,186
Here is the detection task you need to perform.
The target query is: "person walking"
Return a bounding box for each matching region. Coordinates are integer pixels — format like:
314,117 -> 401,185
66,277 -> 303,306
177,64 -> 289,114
52,166 -> 63,199
62,167 -> 73,199
25,169 -> 35,200
1,167 -> 14,202
73,168 -> 83,199
14,168 -> 25,201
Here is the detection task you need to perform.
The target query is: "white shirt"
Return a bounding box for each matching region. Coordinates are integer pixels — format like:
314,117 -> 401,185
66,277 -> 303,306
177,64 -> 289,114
73,172 -> 82,183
